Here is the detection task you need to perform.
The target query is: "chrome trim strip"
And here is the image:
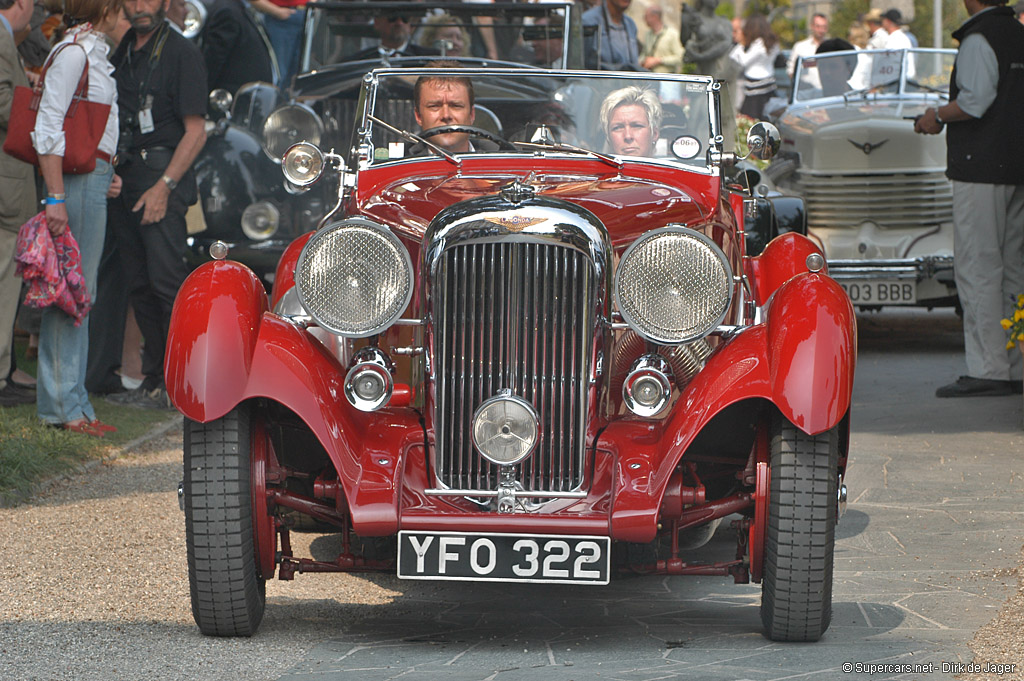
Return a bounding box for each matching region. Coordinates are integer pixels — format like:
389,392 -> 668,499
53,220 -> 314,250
424,488 -> 588,499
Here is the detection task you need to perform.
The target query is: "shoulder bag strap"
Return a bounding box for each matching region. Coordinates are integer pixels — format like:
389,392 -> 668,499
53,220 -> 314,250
33,41 -> 90,117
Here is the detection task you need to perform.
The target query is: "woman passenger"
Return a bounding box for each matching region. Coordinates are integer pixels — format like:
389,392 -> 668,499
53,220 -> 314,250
599,86 -> 662,157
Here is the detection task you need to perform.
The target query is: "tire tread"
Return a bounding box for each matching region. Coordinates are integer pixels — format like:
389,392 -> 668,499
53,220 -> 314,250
761,413 -> 838,642
184,406 -> 266,637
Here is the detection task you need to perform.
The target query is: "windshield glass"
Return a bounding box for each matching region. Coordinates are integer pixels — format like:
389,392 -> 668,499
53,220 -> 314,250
793,49 -> 955,102
357,69 -> 716,170
301,1 -> 580,73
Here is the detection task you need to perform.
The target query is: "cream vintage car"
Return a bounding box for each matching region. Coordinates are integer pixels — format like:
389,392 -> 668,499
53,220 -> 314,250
768,48 -> 958,308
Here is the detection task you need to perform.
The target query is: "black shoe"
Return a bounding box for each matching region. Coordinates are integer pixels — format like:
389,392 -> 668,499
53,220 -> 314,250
5,382 -> 35,398
936,376 -> 1013,398
88,379 -> 127,395
0,383 -> 36,406
106,385 -> 173,409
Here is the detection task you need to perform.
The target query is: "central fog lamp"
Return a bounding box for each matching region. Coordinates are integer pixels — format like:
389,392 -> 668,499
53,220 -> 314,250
472,392 -> 540,466
343,347 -> 394,412
623,355 -> 673,417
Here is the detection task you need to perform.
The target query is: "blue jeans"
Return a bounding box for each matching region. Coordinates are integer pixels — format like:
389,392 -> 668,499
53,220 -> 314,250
37,159 -> 112,425
263,9 -> 305,88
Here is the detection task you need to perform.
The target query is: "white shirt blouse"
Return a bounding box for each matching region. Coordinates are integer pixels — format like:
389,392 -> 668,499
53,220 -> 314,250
31,25 -> 119,160
729,38 -> 777,82
885,29 -> 913,50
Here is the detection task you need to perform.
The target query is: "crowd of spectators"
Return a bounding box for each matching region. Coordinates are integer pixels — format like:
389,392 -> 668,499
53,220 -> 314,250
1,0 -> 1021,431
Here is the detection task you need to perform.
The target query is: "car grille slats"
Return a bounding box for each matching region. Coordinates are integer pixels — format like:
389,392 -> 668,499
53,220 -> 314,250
795,171 -> 953,229
434,240 -> 594,494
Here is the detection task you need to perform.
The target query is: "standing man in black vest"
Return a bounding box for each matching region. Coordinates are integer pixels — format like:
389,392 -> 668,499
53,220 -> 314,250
103,0 -> 207,408
916,0 -> 1024,397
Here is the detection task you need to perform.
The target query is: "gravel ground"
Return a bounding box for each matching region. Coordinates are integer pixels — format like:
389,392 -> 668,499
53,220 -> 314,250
2,421 -> 1023,681
962,548 -> 1024,681
0,423 -> 402,681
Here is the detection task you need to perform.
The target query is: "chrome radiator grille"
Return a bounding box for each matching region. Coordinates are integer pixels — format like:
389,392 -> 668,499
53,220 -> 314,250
795,171 -> 953,230
433,241 -> 596,494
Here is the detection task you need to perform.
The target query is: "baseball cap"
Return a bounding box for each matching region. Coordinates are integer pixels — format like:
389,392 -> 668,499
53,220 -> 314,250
881,8 -> 904,23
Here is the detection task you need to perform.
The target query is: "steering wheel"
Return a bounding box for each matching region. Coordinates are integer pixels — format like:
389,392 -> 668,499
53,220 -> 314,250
419,125 -> 517,152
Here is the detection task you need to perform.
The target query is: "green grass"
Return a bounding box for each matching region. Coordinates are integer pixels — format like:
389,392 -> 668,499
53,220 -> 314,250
0,337 -> 178,506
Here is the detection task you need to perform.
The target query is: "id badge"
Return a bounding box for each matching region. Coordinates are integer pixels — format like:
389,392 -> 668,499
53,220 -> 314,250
138,107 -> 154,134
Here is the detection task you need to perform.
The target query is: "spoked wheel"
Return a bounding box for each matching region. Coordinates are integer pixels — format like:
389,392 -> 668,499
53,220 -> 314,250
184,403 -> 273,636
760,411 -> 839,642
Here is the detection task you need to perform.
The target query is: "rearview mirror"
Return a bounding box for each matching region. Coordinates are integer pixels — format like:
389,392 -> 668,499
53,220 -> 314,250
745,122 -> 781,161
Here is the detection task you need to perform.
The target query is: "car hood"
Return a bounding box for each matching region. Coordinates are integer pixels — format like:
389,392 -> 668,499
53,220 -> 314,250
775,98 -> 946,172
357,168 -> 709,248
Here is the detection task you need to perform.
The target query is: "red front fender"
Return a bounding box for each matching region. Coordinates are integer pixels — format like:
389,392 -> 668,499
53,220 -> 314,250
747,232 -> 824,305
167,281 -> 422,535
608,274 -> 856,541
765,272 -> 857,435
165,260 -> 269,421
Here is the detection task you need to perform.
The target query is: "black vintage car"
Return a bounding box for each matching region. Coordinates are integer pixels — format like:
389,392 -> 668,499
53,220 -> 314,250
185,1 -> 584,287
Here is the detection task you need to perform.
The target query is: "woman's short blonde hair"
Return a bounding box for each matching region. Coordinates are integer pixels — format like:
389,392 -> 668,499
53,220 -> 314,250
599,86 -> 662,137
419,14 -> 472,56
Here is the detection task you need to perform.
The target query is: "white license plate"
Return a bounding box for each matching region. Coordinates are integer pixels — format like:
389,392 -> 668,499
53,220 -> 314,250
840,280 -> 916,304
397,531 -> 611,585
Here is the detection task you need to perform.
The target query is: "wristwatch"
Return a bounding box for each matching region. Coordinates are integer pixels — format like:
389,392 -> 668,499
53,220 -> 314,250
934,108 -> 945,126
161,174 -> 178,190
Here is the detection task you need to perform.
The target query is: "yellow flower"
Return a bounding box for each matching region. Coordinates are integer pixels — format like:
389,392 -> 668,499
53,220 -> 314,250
1008,340 -> 1016,350
1001,294 -> 1024,343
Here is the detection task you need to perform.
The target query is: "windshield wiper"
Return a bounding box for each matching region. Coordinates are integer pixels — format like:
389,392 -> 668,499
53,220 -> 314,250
514,140 -> 623,169
843,78 -> 900,101
905,77 -> 946,94
366,114 -> 460,166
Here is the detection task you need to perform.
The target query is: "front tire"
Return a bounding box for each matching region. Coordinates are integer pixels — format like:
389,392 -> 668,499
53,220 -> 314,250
760,412 -> 839,642
184,404 -> 266,636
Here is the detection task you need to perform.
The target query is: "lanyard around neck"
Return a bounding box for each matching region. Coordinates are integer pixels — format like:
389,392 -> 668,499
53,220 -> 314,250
131,22 -> 170,109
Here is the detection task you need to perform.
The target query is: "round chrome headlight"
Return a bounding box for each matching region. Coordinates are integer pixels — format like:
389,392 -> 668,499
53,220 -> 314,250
614,226 -> 733,344
472,393 -> 540,466
262,104 -> 324,163
282,142 -> 324,186
181,0 -> 207,39
208,88 -> 233,114
295,218 -> 414,337
240,201 -> 280,241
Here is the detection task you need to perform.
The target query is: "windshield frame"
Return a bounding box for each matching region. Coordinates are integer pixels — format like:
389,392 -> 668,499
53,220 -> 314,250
350,67 -> 720,175
299,1 -> 583,76
791,47 -> 956,105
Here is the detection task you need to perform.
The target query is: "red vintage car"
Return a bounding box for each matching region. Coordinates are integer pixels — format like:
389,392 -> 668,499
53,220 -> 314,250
167,67 -> 856,642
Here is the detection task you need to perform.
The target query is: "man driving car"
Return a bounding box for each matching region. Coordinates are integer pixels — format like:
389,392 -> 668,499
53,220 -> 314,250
413,63 -> 493,153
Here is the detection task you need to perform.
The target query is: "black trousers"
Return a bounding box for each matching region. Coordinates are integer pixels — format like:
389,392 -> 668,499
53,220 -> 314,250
85,211 -> 129,394
88,182 -> 190,391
